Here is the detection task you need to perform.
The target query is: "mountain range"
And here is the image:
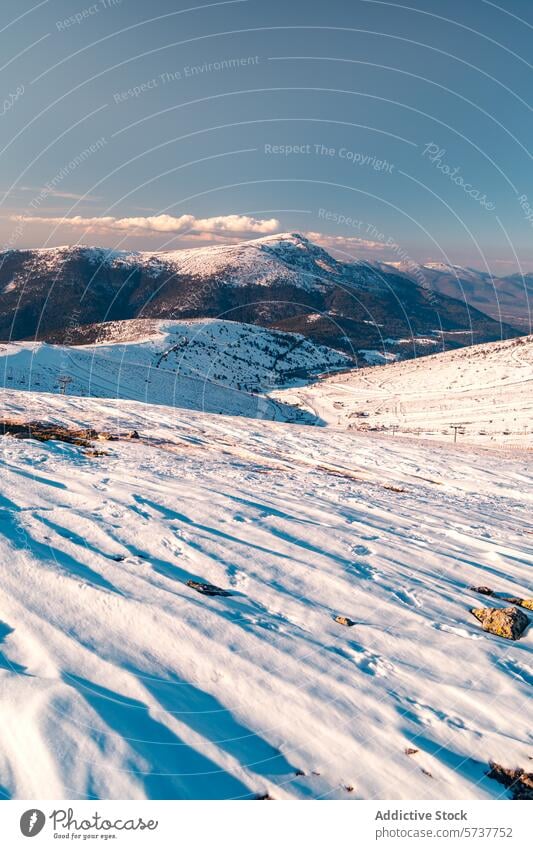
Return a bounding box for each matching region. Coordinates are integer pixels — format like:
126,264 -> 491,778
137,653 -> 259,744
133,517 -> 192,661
377,259 -> 532,332
0,233 -> 522,363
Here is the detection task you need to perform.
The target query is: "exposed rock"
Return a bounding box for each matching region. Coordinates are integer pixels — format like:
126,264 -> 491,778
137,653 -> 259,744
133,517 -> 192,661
344,785 -> 354,792
405,748 -> 419,756
471,586 -> 533,610
186,580 -> 231,597
487,762 -> 533,800
127,430 -> 140,439
97,432 -> 118,441
1,419 -> 93,447
470,606 -> 529,640
256,793 -> 274,800
335,615 -> 355,627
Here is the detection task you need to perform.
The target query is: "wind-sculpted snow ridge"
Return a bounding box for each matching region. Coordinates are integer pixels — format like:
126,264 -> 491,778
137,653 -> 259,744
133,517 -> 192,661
275,336 -> 533,447
0,387 -> 531,800
0,318 -> 350,421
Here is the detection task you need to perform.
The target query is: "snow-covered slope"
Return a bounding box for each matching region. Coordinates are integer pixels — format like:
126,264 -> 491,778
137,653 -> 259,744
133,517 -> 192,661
0,319 -> 350,420
0,387 -> 531,801
274,336 -> 533,446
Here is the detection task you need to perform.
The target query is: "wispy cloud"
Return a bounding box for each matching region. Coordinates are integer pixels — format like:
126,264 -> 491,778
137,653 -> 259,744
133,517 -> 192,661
16,186 -> 102,202
11,212 -> 281,236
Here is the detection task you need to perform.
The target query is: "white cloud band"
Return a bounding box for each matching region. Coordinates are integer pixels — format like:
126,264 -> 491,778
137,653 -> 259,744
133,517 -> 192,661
10,212 -> 280,236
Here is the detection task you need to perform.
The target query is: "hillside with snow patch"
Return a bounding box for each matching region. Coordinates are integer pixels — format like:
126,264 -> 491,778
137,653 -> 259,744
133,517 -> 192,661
0,319 -> 350,420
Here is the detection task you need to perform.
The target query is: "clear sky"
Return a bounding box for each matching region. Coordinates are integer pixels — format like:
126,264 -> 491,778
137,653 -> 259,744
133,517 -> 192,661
0,0 -> 532,272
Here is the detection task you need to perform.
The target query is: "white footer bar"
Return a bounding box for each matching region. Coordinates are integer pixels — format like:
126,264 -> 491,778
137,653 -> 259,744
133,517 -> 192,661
2,799 -> 530,848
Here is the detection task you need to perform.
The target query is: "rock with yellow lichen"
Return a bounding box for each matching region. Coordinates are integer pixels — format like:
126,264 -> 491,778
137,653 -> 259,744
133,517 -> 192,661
470,606 -> 529,640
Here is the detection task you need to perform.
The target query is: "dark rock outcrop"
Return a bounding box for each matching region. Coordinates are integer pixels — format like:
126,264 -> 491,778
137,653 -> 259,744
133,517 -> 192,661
487,762 -> 533,800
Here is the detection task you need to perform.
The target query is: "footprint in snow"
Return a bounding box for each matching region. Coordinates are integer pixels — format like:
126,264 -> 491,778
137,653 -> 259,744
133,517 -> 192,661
498,658 -> 533,687
351,544 -> 372,557
393,587 -> 422,607
402,697 -> 472,732
242,616 -> 282,634
162,537 -> 182,556
346,642 -> 393,677
356,651 -> 393,678
228,568 -> 248,589
347,560 -> 378,581
431,622 -> 484,640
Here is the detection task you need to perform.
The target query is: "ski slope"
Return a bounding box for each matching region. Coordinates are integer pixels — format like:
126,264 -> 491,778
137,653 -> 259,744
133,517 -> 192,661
0,386 -> 531,800
275,336 -> 533,446
0,319 -> 349,422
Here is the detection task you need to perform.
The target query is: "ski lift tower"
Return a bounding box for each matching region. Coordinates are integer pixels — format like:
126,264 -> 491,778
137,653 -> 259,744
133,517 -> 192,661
450,423 -> 466,444
58,375 -> 73,395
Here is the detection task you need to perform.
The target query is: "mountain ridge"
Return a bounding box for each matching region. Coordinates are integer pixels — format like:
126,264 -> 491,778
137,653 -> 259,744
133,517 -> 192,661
0,234 -> 520,359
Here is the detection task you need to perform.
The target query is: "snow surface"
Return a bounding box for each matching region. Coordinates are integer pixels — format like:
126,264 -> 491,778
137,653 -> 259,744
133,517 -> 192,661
0,385 -> 532,799
0,334 -> 531,801
274,336 -> 533,446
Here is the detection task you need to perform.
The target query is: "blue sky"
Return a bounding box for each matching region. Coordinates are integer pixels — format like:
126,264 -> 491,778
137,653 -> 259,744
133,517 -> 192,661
0,0 -> 532,272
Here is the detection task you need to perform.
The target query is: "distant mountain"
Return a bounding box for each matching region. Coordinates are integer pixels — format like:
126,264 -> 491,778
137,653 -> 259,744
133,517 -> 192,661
0,234 -> 519,360
382,260 -> 532,333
